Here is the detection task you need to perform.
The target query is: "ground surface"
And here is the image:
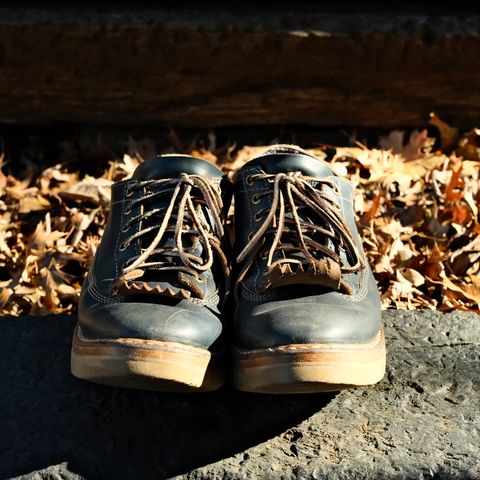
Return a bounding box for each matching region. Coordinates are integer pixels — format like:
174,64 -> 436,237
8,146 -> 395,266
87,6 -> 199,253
0,310 -> 478,479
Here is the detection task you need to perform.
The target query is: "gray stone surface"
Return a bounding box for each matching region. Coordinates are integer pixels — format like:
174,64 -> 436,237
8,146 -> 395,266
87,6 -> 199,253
1,310 -> 478,480
1,7 -> 480,128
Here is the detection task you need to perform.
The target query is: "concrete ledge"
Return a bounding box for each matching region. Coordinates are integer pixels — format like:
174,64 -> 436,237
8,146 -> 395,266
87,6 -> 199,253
1,7 -> 480,128
1,310 -> 478,479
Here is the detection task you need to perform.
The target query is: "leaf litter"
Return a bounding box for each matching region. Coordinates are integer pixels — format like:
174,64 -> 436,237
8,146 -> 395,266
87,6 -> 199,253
0,115 -> 479,315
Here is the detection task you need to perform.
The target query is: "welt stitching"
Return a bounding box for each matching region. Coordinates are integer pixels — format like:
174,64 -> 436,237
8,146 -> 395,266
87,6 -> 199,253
87,272 -> 118,304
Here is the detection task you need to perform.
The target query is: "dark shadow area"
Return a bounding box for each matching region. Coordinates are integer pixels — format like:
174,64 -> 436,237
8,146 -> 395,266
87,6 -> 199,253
0,315 -> 335,479
2,1 -> 479,15
1,123 -> 441,179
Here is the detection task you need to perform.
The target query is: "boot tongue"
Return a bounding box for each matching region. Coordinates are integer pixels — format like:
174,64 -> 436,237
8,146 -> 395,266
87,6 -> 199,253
133,154 -> 223,180
246,152 -> 335,178
268,258 -> 344,291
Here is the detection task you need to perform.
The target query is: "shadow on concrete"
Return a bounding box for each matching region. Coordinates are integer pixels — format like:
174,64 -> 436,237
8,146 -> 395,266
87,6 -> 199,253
0,315 -> 334,479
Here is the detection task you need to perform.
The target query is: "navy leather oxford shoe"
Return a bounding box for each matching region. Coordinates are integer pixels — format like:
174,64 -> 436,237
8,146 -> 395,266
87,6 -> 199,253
71,155 -> 229,391
231,146 -> 386,393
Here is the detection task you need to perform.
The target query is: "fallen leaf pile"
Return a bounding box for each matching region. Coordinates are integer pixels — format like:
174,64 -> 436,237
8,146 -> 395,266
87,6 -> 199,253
0,115 -> 479,315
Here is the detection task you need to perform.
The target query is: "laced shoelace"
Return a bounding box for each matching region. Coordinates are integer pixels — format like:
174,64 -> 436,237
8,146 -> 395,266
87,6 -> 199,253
236,171 -> 363,293
114,173 -> 228,298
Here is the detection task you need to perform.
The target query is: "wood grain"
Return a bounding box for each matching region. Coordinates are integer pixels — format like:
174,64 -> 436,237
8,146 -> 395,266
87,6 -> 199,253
1,7 -> 479,128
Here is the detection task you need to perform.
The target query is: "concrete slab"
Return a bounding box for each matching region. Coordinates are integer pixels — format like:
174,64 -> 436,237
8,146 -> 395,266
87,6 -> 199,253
1,310 -> 478,479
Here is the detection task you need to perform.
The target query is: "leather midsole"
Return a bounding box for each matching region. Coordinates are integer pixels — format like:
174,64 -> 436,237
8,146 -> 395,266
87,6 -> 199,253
233,327 -> 385,368
73,325 -> 215,362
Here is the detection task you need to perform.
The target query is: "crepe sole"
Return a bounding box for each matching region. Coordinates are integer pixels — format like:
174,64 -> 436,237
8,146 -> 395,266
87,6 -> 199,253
232,328 -> 386,394
71,325 -> 224,392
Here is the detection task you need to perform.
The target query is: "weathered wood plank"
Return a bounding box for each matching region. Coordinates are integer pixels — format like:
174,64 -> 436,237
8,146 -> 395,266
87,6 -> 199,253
1,8 -> 480,127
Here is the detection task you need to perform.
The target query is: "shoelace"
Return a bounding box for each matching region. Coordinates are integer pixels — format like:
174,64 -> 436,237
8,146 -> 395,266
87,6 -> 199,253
114,173 -> 228,298
236,171 -> 363,293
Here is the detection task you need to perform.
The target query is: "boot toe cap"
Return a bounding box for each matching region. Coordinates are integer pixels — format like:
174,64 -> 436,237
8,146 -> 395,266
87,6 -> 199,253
236,300 -> 381,349
79,300 -> 222,350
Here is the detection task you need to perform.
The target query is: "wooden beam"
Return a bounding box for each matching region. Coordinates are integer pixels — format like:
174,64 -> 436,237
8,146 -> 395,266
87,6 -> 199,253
1,7 -> 479,128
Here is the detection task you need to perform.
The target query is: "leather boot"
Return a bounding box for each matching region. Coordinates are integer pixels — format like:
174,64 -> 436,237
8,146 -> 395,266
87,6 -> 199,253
71,155 -> 229,391
231,145 -> 385,393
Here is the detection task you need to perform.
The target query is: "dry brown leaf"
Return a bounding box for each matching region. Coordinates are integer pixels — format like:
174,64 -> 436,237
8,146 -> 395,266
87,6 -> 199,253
378,129 -> 432,160
399,268 -> 425,287
440,273 -> 480,308
449,235 -> 480,276
189,148 -> 218,165
115,154 -> 141,180
2,120 -> 480,315
429,112 -> 460,151
60,177 -> 112,205
70,208 -> 100,246
0,155 -> 7,190
0,287 -> 12,309
18,195 -> 51,214
456,128 -> 480,161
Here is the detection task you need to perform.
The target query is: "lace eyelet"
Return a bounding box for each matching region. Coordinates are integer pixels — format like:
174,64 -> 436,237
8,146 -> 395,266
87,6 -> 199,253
121,224 -> 130,232
125,186 -> 135,197
246,174 -> 255,185
254,212 -> 262,221
252,194 -> 260,205
119,241 -> 129,251
248,232 -> 254,241
124,205 -> 132,215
